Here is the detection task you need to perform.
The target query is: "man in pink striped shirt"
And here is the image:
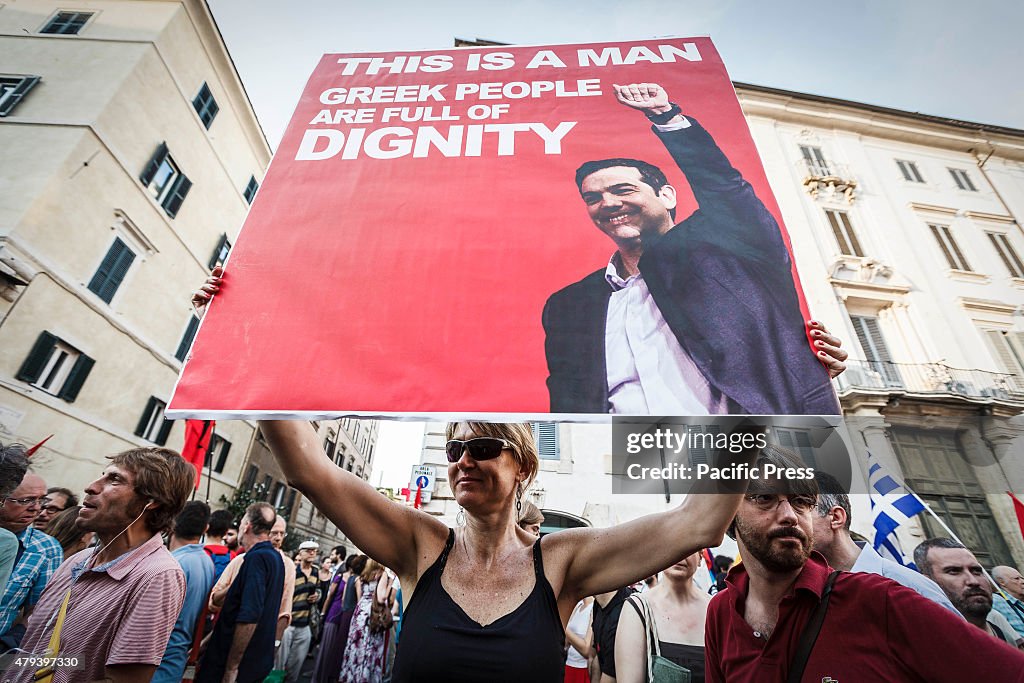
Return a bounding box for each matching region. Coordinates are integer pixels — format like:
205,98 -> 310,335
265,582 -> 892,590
11,447 -> 194,683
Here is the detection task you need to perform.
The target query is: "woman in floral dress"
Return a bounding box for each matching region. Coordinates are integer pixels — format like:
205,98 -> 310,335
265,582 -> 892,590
339,558 -> 390,683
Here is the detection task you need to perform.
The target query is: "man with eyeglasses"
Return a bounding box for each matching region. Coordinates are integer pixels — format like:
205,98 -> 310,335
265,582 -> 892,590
32,486 -> 78,531
0,443 -> 31,593
704,446 -> 1024,682
810,471 -> 959,615
0,472 -> 63,649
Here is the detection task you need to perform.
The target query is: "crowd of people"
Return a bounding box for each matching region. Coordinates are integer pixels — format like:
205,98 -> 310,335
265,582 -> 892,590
2,430 -> 1024,682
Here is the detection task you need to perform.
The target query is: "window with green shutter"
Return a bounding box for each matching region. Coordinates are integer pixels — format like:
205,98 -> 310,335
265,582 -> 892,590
140,143 -> 192,218
175,315 -> 201,361
206,434 -> 232,473
88,238 -> 136,304
15,331 -> 94,402
192,83 -> 219,129
41,12 -> 92,34
208,234 -> 232,270
0,75 -> 41,116
243,176 -> 259,204
135,396 -> 173,445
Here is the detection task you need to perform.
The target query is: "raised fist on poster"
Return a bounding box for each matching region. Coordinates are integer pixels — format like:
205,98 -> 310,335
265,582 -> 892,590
613,82 -> 671,114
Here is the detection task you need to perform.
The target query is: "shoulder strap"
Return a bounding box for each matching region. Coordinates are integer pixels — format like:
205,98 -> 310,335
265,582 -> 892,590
625,595 -> 659,683
626,594 -> 645,622
642,597 -> 661,683
786,570 -> 840,683
438,528 -> 456,570
640,597 -> 662,662
532,536 -> 544,578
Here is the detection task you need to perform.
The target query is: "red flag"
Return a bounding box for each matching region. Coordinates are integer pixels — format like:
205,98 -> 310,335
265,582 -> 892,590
182,420 -> 214,489
413,485 -> 422,510
26,434 -> 53,457
1008,492 -> 1024,542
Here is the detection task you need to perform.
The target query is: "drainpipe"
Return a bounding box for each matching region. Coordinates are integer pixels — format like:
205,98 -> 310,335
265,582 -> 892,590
971,141 -> 1023,238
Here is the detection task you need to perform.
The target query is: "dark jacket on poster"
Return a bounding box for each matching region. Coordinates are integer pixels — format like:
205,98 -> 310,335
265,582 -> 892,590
542,118 -> 840,415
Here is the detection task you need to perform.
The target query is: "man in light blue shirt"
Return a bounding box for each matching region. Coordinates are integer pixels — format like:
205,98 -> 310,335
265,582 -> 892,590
0,472 -> 63,649
993,565 -> 1024,636
153,500 -> 215,683
0,443 -> 31,591
812,472 -> 960,614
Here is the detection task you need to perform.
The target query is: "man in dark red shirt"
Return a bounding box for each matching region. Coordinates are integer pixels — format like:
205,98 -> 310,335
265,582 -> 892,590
705,446 -> 1024,682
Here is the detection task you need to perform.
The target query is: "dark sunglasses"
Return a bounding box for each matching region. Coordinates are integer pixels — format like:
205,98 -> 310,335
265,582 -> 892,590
445,438 -> 512,463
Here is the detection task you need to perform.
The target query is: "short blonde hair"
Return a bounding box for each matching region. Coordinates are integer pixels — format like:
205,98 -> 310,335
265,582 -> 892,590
445,422 -> 539,488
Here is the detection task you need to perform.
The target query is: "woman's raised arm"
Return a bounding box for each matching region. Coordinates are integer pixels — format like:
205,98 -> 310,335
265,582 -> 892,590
259,420 -> 446,582
548,428 -> 759,602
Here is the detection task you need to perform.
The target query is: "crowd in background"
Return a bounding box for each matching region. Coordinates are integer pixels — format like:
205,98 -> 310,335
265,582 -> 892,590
2,437 -> 1024,682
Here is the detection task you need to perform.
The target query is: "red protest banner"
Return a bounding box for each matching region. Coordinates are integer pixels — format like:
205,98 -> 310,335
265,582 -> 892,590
168,37 -> 838,420
181,419 -> 214,488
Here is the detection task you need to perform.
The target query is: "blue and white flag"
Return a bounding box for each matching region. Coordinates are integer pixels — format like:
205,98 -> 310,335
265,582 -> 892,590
868,452 -> 926,569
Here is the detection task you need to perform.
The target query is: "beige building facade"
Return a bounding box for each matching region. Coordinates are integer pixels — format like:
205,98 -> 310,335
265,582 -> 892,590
0,0 -> 271,506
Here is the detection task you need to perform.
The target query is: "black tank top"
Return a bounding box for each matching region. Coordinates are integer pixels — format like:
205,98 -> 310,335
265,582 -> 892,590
391,529 -> 565,682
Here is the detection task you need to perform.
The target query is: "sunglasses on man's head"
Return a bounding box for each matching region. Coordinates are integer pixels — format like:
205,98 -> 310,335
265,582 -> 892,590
445,438 -> 512,463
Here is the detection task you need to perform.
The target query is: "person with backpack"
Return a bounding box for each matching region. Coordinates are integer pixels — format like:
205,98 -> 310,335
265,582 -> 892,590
204,509 -> 239,582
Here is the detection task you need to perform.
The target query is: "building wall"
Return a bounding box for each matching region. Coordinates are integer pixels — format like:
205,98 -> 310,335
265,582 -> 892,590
0,0 -> 270,505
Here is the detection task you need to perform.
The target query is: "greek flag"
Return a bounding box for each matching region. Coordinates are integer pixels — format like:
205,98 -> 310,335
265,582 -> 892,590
868,453 -> 926,569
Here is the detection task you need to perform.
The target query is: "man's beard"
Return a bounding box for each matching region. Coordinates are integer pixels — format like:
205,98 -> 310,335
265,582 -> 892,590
736,517 -> 812,572
952,588 -> 992,619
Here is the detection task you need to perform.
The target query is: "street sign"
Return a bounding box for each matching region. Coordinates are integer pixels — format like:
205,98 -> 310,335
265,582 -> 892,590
411,465 -> 435,492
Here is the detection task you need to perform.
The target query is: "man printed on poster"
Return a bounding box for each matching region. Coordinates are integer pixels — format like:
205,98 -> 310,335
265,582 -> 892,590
543,82 -> 843,415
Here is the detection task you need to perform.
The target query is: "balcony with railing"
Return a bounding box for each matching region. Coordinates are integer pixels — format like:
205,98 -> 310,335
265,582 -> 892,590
800,158 -> 858,203
836,359 -> 1024,405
